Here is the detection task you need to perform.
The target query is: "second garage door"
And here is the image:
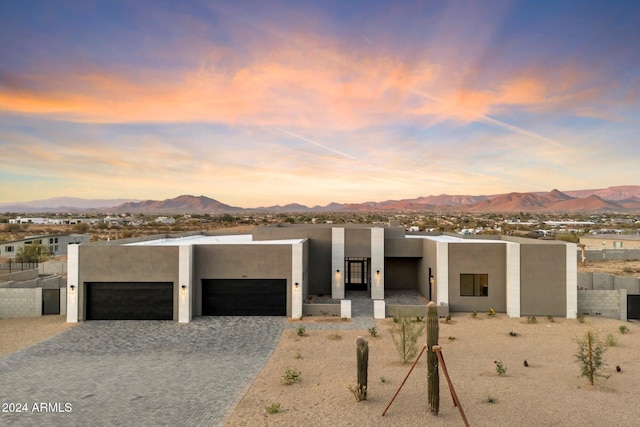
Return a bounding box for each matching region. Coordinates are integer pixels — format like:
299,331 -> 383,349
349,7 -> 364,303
86,282 -> 174,320
202,279 -> 286,316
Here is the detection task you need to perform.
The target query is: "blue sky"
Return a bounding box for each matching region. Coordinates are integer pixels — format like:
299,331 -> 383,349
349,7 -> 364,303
1,0 -> 639,206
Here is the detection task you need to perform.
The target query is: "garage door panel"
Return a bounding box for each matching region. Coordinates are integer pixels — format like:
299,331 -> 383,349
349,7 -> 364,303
202,279 -> 286,316
86,282 -> 173,320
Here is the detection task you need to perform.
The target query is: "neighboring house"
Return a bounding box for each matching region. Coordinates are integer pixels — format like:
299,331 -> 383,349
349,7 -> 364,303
1,234 -> 90,258
155,216 -> 176,225
579,234 -> 640,250
66,224 -> 576,323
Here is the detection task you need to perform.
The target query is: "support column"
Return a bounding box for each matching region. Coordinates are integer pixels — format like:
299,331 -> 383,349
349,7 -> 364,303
291,243 -> 304,319
566,243 -> 578,318
436,242 -> 449,308
331,228 -> 345,299
506,242 -> 521,318
66,244 -> 79,323
370,228 -> 385,300
178,244 -> 193,323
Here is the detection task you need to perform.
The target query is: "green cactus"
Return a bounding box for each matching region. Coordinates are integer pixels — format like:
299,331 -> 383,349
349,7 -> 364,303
356,336 -> 369,400
427,301 -> 440,415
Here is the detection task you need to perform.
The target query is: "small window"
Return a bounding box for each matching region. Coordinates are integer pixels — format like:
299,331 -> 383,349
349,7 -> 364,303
49,238 -> 54,244
5,246 -> 14,252
460,274 -> 488,297
614,241 -> 623,249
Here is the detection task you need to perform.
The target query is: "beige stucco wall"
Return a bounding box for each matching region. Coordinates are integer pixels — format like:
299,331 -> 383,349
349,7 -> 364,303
345,228 -> 371,257
447,242 -> 507,312
385,238 -> 423,257
78,246 -> 180,320
520,244 -> 567,316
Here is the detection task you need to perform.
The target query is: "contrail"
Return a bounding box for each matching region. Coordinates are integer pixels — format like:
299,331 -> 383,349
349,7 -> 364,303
276,128 -> 360,162
359,33 -> 372,45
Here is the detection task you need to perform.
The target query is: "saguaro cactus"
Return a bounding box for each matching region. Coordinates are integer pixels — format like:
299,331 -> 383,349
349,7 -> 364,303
427,301 -> 440,415
356,336 -> 369,400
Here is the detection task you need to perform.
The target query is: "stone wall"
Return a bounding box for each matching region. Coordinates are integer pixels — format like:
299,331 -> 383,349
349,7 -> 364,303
0,288 -> 42,318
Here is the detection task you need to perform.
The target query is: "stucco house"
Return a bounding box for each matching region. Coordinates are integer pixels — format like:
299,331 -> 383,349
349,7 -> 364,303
66,224 -> 577,322
1,234 -> 89,258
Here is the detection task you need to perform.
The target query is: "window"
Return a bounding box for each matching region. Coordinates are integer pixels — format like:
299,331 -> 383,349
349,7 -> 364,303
614,241 -> 623,249
5,246 -> 14,253
460,274 -> 488,296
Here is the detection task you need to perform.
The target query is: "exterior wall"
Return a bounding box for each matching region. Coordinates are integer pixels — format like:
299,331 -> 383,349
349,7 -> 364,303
519,243 -> 567,316
447,242 -> 506,313
0,269 -> 40,282
578,272 -> 640,293
583,249 -> 640,261
77,246 -> 180,321
578,289 -> 627,320
384,258 -> 419,290
40,261 -> 67,275
370,228 -> 384,299
192,244 -> 293,317
0,234 -> 89,258
418,239 -> 438,302
580,235 -> 640,250
253,226 -> 332,295
345,228 -> 371,257
332,228 -> 345,299
385,238 -> 422,257
0,288 -> 42,318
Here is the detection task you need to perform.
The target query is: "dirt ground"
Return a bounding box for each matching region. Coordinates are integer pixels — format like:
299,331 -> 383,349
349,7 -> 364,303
0,315 -> 74,356
578,259 -> 640,276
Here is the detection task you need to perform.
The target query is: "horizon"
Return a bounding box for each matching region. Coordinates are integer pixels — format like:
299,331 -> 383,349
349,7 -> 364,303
1,1 -> 639,206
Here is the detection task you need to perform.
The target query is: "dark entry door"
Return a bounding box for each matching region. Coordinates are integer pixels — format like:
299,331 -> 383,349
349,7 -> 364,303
345,258 -> 369,292
86,282 -> 173,320
42,289 -> 60,315
628,295 -> 640,320
202,279 -> 286,316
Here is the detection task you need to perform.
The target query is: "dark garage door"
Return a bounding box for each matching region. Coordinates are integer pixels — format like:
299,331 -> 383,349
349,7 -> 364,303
202,279 -> 286,316
86,282 -> 173,320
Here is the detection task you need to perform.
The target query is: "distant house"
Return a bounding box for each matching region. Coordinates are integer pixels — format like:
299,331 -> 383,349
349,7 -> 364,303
155,216 -> 176,225
579,234 -> 640,250
66,224 -> 576,323
0,234 -> 90,258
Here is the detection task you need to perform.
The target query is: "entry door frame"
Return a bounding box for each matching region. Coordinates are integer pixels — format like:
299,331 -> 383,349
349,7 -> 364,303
345,257 -> 370,292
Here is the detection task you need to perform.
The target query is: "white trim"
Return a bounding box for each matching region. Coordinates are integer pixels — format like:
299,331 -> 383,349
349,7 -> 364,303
370,228 -> 385,300
291,243 -> 304,318
436,242 -> 449,307
331,228 -> 345,299
178,245 -> 193,323
66,244 -> 79,323
566,243 -> 578,318
506,242 -> 521,318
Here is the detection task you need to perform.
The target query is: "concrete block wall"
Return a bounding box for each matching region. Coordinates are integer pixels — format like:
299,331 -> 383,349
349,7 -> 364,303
60,288 -> 67,315
0,269 -> 39,282
578,272 -> 639,293
577,272 -> 593,289
614,276 -> 640,293
40,261 -> 67,275
577,290 -> 626,320
593,273 -> 614,290
0,288 -> 42,318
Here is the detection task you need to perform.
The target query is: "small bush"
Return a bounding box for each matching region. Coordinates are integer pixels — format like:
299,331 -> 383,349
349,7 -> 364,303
576,331 -> 608,386
321,310 -> 328,317
296,325 -> 306,337
294,350 -> 303,359
471,310 -> 478,318
380,376 -> 386,383
328,332 -> 342,341
619,325 -> 629,334
488,308 -> 496,317
390,317 -> 425,363
368,327 -> 378,337
448,336 -> 456,341
577,313 -> 585,323
486,395 -> 497,404
494,360 -> 506,376
509,331 -> 518,337
281,368 -> 302,385
445,315 -> 451,323
546,315 -> 555,323
265,402 -> 281,414
605,333 -> 618,347
527,316 -> 537,324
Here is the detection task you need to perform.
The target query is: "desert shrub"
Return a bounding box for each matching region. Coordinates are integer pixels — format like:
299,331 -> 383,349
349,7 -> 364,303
546,315 -> 555,323
619,325 -> 629,334
448,336 -> 456,341
471,310 -> 478,318
605,333 -> 618,347
328,332 -> 342,340
575,331 -> 608,386
486,395 -> 497,404
527,316 -> 537,324
445,315 -> 451,323
296,325 -> 306,337
380,376 -> 386,383
368,327 -> 378,337
577,313 -> 585,323
294,350 -> 303,359
509,331 -> 518,337
487,308 -> 496,317
265,402 -> 280,414
390,317 -> 425,363
494,360 -> 506,376
281,368 -> 302,385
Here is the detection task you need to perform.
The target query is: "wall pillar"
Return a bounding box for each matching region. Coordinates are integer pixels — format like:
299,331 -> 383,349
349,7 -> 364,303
506,242 -> 521,318
331,228 -> 345,299
436,242 -> 449,308
566,243 -> 578,318
178,245 -> 193,323
291,243 -> 304,318
370,228 -> 385,300
66,244 -> 79,323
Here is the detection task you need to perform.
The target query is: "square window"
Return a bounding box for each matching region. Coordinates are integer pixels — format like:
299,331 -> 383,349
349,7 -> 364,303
460,274 -> 488,297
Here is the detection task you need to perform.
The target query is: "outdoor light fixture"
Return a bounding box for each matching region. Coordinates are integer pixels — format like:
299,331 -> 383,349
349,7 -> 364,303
336,269 -> 340,274
70,285 -> 75,293
181,285 -> 187,295
376,270 -> 380,276
294,282 -> 299,290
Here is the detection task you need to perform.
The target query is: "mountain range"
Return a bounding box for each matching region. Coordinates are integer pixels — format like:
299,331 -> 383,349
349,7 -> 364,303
1,185 -> 639,214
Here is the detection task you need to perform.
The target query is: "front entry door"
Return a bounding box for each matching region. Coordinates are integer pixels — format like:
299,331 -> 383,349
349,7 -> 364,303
345,258 -> 369,292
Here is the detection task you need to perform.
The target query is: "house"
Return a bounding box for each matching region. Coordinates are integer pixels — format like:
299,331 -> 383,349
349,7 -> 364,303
66,224 -> 577,322
579,234 -> 640,250
1,234 -> 90,258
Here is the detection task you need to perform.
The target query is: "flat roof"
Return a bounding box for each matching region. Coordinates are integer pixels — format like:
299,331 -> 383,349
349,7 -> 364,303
407,235 -> 508,244
126,234 -> 305,246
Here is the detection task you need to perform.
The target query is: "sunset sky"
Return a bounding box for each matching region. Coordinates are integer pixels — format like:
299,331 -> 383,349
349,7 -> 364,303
1,0 -> 639,207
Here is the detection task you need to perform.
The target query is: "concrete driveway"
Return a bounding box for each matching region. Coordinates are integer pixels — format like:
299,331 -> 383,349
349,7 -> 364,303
0,317 -> 285,426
